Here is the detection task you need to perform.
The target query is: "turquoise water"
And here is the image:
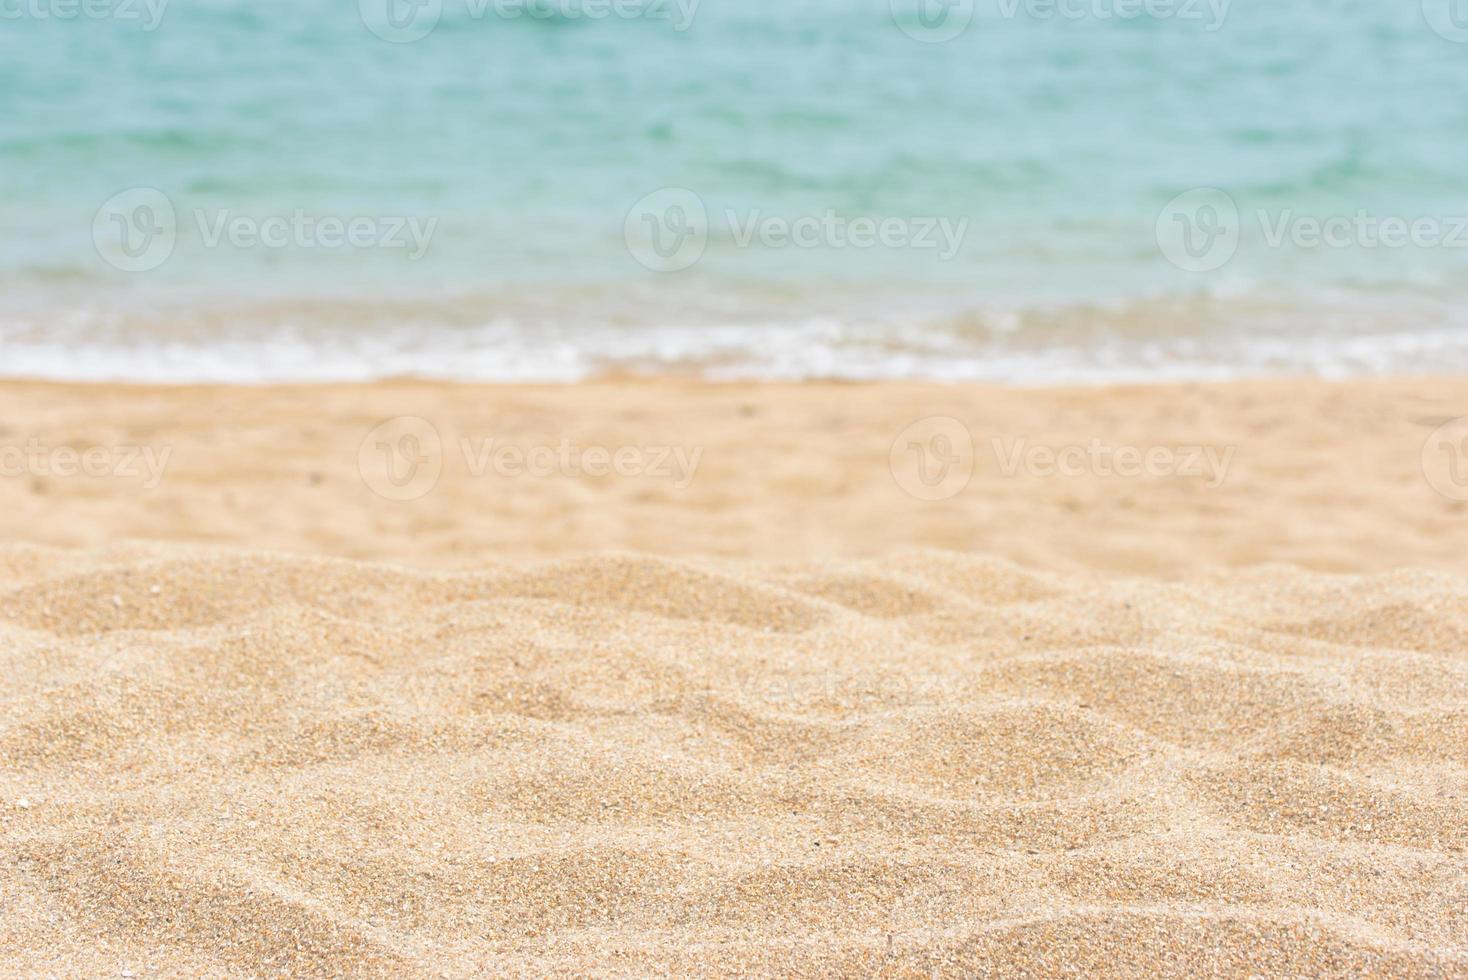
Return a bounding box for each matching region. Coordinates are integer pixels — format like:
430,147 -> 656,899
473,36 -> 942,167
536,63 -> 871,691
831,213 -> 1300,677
3,0 -> 1468,380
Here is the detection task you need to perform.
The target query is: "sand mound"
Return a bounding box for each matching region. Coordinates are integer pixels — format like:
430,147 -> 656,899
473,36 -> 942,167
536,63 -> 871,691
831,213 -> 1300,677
2,546 -> 1464,976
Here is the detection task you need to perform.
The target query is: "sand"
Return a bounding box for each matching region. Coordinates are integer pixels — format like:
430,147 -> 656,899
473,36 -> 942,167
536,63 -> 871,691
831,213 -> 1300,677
1,378 -> 1465,977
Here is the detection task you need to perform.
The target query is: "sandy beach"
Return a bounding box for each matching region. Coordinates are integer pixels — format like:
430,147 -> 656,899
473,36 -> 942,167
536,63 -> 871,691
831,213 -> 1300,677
2,378 -> 1466,976
13,1 -> 1468,974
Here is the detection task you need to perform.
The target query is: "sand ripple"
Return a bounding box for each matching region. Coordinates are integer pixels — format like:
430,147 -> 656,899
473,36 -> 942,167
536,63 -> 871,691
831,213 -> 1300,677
2,547 -> 1465,976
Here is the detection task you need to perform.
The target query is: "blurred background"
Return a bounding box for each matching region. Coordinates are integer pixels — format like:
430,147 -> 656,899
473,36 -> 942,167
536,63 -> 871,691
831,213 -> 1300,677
3,0 -> 1468,381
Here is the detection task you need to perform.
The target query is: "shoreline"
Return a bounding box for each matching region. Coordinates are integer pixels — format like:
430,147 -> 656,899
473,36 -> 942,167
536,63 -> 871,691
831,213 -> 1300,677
1,369 -> 1466,388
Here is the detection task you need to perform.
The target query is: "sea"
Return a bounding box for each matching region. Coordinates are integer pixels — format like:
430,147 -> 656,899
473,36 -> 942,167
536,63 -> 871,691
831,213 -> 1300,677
3,0 -> 1468,382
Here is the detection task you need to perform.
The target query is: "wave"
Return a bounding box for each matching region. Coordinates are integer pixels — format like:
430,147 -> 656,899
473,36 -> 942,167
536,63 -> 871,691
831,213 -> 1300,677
3,284 -> 1466,383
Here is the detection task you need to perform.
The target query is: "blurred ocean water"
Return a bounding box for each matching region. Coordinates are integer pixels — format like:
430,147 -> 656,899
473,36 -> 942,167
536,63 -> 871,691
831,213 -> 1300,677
3,0 -> 1468,381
